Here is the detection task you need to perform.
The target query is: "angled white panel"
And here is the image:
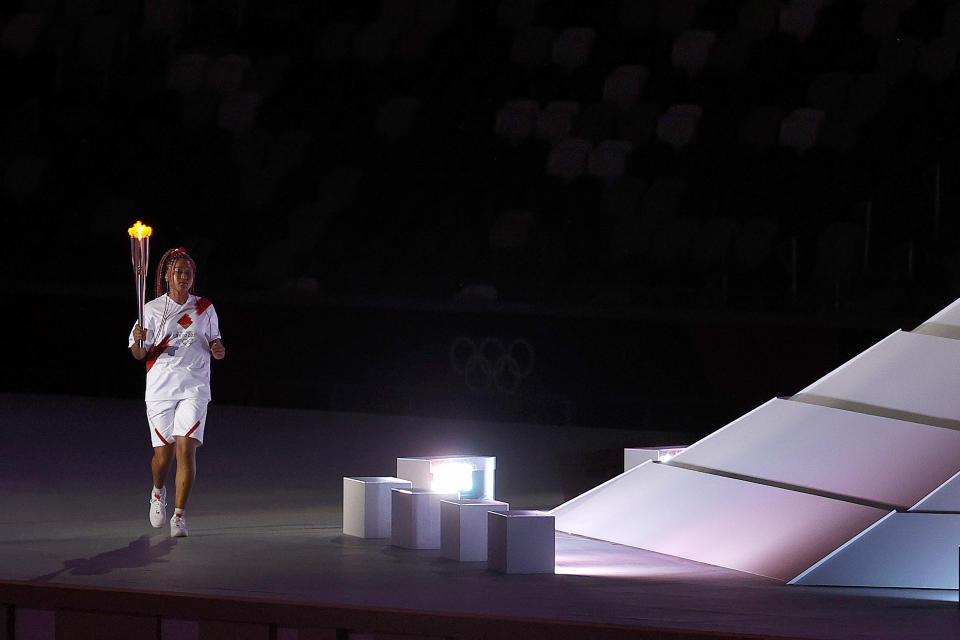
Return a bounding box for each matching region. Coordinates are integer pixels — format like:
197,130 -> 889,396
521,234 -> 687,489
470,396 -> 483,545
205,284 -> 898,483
797,331 -> 960,424
922,297 -> 960,327
551,462 -> 888,581
670,398 -> 960,508
911,469 -> 960,512
791,513 -> 960,588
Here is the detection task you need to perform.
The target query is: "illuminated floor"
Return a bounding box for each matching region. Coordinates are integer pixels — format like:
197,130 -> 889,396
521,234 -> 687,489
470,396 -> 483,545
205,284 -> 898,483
0,393 -> 957,639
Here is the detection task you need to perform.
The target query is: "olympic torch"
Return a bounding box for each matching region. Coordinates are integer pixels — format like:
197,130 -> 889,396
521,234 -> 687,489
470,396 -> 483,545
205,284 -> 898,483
127,221 -> 152,349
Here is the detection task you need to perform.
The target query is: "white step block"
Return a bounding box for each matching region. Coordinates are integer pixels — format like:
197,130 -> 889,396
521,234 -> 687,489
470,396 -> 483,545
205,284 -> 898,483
487,510 -> 555,574
441,499 -> 510,562
391,488 -> 458,549
342,476 -> 412,538
791,512 -> 960,588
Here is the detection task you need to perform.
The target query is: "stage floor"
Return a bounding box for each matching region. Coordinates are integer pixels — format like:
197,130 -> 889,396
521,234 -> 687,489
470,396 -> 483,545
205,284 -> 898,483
0,393 -> 957,639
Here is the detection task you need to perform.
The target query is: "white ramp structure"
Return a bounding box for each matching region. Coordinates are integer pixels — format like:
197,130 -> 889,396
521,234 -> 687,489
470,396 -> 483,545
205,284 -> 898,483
553,298 -> 960,588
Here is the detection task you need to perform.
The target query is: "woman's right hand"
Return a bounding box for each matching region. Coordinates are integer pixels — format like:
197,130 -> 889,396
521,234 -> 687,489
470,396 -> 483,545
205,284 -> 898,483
132,324 -> 147,342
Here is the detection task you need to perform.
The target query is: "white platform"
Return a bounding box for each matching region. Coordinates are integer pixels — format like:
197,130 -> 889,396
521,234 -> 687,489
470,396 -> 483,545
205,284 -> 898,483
552,462 -> 889,581
791,512 -> 960,588
487,510 -> 555,574
910,469 -> 960,512
397,456 -> 496,499
670,398 -> 960,508
440,499 -> 509,562
342,476 -> 412,539
390,488 -> 458,549
624,446 -> 687,472
796,330 -> 960,426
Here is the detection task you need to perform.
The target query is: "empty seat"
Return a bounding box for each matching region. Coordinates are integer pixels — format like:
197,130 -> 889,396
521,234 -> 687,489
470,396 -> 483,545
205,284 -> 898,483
167,54 -> 211,93
206,54 -> 250,93
546,138 -> 592,181
551,27 -> 594,71
534,100 -> 579,143
1,13 -> 44,58
779,107 -> 825,153
671,29 -> 716,75
587,140 -> 633,183
656,103 -> 703,151
495,99 -> 539,143
602,65 -> 649,112
917,37 -> 958,83
511,25 -> 555,71
377,97 -> 422,138
738,0 -> 779,39
806,72 -> 852,111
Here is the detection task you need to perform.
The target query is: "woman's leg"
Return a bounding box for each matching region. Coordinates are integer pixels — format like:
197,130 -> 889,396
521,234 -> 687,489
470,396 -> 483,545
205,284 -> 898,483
174,436 -> 200,509
151,444 -> 175,488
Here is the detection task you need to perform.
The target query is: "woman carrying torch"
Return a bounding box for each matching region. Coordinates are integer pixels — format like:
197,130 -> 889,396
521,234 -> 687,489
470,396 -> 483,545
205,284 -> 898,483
129,242 -> 225,537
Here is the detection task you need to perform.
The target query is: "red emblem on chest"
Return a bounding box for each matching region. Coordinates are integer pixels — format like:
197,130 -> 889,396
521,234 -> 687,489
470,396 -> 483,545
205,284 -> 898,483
177,314 -> 193,328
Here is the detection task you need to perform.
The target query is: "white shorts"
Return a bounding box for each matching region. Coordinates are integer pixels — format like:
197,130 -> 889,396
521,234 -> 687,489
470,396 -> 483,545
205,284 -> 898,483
146,398 -> 208,447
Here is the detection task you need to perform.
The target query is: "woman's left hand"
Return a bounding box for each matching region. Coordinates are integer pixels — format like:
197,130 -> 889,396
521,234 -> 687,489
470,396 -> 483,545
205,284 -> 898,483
210,339 -> 226,360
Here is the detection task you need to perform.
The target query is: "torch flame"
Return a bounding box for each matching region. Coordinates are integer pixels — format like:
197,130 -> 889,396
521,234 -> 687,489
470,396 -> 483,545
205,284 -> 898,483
127,221 -> 153,239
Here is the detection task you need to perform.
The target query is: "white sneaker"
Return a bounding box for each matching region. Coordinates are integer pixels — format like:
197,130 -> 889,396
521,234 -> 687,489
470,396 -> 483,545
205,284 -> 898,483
149,487 -> 166,528
170,513 -> 188,537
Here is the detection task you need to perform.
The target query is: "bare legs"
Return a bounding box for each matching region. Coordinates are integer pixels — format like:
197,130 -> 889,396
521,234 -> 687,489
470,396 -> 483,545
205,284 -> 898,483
151,437 -> 199,509
174,436 -> 199,509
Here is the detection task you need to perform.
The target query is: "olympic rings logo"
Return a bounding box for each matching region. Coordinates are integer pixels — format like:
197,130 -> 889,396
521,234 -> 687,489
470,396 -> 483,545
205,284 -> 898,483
449,336 -> 535,394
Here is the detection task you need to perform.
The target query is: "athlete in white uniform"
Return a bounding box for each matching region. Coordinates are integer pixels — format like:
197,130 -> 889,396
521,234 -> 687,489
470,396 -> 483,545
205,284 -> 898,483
129,248 -> 225,537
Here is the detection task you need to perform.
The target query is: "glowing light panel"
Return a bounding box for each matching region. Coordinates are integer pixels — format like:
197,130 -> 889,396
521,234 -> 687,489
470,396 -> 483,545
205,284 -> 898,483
432,462 -> 474,494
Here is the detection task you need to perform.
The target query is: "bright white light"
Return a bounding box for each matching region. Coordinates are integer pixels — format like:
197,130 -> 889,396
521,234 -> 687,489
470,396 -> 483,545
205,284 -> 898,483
431,462 -> 474,494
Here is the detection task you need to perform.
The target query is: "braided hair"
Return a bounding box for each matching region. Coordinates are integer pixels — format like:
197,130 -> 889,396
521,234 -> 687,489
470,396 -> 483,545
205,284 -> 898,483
155,247 -> 198,299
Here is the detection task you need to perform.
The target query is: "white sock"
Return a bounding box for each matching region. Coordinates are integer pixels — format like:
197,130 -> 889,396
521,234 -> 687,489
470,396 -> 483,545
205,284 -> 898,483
174,508 -> 185,518
153,486 -> 164,499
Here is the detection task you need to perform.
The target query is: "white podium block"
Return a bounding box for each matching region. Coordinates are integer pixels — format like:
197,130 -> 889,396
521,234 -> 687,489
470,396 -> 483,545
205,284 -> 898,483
342,476 -> 412,538
624,446 -> 687,472
487,510 -> 555,574
397,455 -> 496,499
391,488 -> 457,549
441,499 -> 510,562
